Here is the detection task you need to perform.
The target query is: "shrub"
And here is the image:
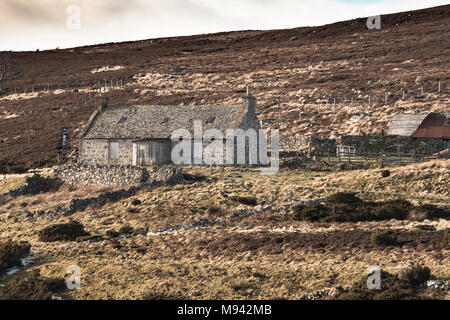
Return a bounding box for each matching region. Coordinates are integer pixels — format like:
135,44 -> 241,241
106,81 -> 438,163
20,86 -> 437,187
127,207 -> 140,214
332,267 -> 434,300
381,170 -> 391,178
370,229 -> 397,246
207,205 -> 228,217
119,225 -> 133,234
0,273 -> 66,300
130,199 -> 141,206
38,220 -> 88,242
292,193 -> 421,223
438,229 -> 450,247
229,195 -> 257,206
398,265 -> 431,288
106,230 -> 120,238
371,200 -> 411,220
414,205 -> 449,220
324,192 -> 362,205
0,158 -> 30,174
229,279 -> 252,292
292,203 -> 331,222
0,241 -> 31,274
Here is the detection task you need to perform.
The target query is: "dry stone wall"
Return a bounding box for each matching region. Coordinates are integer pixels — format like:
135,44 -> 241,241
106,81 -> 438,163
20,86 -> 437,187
282,136 -> 336,156
54,164 -> 183,186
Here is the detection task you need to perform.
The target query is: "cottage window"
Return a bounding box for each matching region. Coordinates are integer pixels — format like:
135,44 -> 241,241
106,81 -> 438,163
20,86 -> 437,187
109,142 -> 119,159
206,116 -> 216,124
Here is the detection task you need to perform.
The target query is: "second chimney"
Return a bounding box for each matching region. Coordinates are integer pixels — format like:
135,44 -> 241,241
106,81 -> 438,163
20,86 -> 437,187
95,95 -> 109,112
242,95 -> 256,115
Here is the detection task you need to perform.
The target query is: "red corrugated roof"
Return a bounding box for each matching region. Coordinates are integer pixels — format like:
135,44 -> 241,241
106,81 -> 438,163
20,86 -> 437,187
411,113 -> 450,138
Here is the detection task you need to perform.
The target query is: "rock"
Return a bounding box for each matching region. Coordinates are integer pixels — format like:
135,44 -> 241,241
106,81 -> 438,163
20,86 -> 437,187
134,228 -> 147,235
351,112 -> 369,120
416,225 -> 436,231
427,280 -> 450,290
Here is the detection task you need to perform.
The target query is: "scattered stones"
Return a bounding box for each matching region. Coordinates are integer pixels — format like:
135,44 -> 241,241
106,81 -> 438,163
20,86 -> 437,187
55,164 -> 184,186
148,205 -> 273,236
351,112 -> 369,120
299,289 -> 337,300
426,280 -> 450,291
192,291 -> 202,297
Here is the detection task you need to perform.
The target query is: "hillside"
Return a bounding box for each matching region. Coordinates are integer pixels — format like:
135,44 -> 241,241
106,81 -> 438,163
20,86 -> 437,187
0,4 -> 449,163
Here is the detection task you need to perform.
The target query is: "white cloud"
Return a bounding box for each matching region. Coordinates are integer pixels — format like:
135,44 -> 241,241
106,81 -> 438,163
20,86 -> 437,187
0,0 -> 447,51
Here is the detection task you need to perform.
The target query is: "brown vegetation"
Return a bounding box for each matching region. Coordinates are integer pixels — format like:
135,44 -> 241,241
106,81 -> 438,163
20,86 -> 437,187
0,240 -> 31,274
292,192 -> 449,222
0,272 -> 66,300
38,220 -> 89,242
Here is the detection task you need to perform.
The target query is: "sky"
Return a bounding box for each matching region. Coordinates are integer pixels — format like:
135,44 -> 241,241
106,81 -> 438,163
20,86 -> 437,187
0,0 -> 448,51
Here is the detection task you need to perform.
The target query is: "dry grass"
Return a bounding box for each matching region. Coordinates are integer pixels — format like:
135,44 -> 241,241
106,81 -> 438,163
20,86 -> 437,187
0,164 -> 448,300
0,183 -> 122,216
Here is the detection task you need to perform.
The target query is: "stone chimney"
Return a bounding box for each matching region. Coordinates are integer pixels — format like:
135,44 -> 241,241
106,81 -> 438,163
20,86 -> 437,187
95,95 -> 109,112
242,93 -> 256,115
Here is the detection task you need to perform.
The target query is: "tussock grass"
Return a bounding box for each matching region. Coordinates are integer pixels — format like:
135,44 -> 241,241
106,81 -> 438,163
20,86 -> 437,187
0,272 -> 66,300
370,229 -> 397,246
0,240 -> 31,274
38,220 -> 88,242
292,192 -> 448,222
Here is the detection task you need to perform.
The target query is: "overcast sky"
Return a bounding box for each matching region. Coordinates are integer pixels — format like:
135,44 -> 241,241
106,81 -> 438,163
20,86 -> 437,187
0,0 -> 447,51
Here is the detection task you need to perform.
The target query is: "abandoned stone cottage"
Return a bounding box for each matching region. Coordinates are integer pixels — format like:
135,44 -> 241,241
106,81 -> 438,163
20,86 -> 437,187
79,95 -> 263,166
387,112 -> 450,154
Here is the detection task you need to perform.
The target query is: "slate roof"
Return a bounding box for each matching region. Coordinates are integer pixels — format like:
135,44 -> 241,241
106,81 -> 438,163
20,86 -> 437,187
387,113 -> 430,137
83,105 -> 247,139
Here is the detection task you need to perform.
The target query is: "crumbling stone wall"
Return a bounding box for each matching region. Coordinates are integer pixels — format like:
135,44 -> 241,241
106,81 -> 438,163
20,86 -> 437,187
0,174 -> 60,198
392,137 -> 446,155
54,164 -> 183,186
282,136 -> 336,156
341,135 -> 385,154
342,135 -> 446,155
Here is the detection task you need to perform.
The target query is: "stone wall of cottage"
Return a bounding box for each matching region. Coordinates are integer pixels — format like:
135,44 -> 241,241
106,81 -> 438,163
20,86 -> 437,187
80,139 -> 133,165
